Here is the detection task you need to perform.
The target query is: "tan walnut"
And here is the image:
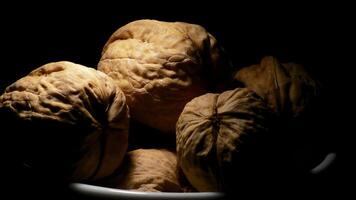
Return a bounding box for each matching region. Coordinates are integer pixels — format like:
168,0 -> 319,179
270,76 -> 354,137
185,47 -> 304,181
234,56 -> 325,174
98,19 -> 231,133
0,61 -> 129,181
99,149 -> 185,192
176,88 -> 273,192
234,56 -> 321,118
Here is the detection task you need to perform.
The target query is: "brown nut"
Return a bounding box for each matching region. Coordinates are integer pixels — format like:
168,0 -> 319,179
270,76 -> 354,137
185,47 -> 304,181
98,19 -> 231,133
234,56 -> 326,174
234,56 -> 321,118
0,61 -> 129,181
176,88 -> 273,192
100,149 -> 185,192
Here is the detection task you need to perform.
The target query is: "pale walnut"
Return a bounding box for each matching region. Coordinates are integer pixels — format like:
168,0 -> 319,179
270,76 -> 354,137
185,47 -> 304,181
98,19 -> 231,133
0,61 -> 129,181
176,88 -> 273,192
99,149 -> 187,192
234,56 -> 321,118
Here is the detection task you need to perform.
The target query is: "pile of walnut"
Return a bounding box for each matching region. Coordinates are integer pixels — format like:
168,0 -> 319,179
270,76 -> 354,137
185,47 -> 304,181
0,20 -> 322,193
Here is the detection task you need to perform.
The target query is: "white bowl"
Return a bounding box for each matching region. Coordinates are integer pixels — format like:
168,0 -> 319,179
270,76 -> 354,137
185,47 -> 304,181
69,183 -> 226,200
69,152 -> 336,199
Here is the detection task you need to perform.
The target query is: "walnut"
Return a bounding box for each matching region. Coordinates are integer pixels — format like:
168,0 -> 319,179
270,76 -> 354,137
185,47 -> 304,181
234,56 -> 326,174
99,149 -> 186,192
98,19 -> 231,133
234,56 -> 321,118
0,61 -> 129,181
176,88 -> 273,192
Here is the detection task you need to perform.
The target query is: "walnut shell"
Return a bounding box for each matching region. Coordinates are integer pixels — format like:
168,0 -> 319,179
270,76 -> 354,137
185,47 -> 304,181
234,56 -> 326,174
98,19 -> 231,133
0,61 -> 129,181
234,56 -> 321,118
176,88 -> 273,192
100,149 -> 184,192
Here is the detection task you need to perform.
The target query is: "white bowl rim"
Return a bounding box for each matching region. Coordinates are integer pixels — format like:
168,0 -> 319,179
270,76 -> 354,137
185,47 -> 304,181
69,183 -> 226,200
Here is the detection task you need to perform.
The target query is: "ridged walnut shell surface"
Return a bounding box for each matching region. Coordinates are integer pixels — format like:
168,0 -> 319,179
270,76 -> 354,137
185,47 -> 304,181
176,88 -> 272,192
234,56 -> 320,118
0,61 -> 129,181
103,149 -> 183,192
98,19 -> 229,133
235,57 -> 326,173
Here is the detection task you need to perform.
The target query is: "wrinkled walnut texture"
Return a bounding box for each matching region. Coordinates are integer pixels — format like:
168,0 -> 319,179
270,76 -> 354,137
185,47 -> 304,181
176,88 -> 272,192
101,149 -> 184,192
98,19 -> 230,133
234,56 -> 321,118
0,61 -> 129,181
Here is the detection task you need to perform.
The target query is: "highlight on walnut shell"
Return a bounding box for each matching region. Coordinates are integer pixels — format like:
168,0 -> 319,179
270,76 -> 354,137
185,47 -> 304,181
98,19 -> 232,133
234,56 -> 321,118
176,88 -> 274,192
97,149 -> 193,192
0,61 -> 129,181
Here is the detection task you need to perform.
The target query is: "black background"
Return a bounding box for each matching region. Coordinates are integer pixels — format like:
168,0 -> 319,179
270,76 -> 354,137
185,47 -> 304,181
1,2 -> 353,87
0,1 -> 354,199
